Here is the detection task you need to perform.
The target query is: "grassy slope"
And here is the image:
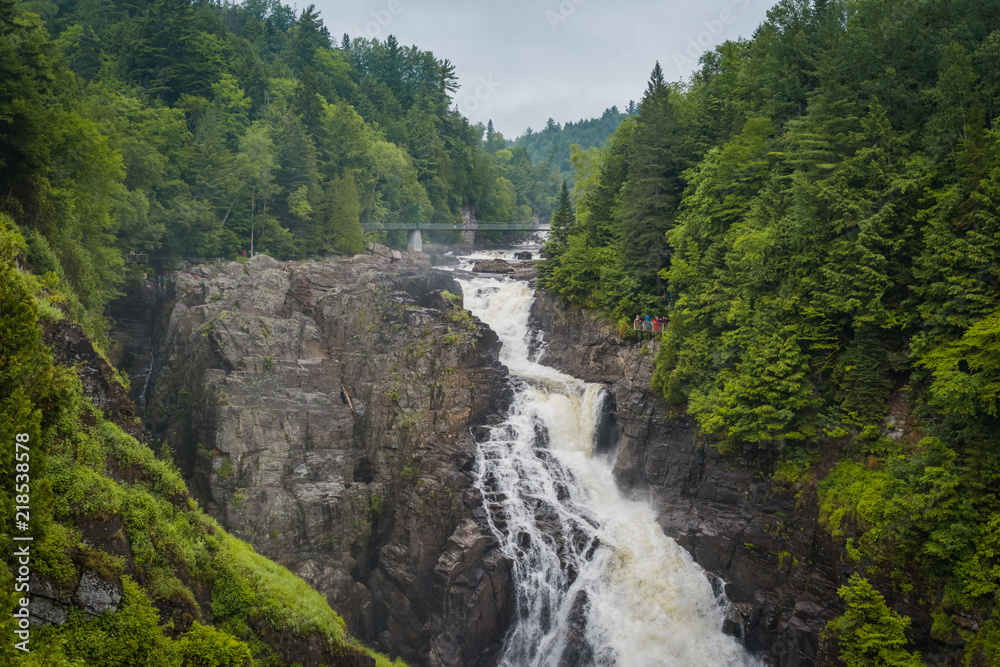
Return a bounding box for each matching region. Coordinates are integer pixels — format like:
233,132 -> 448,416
0,215 -> 404,666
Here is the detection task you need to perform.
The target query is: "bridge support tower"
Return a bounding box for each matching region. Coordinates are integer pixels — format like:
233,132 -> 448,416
407,229 -> 422,253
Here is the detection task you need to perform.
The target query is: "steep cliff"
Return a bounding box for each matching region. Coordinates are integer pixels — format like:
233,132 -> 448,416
530,290 -> 846,667
125,252 -> 514,666
0,240 -> 387,665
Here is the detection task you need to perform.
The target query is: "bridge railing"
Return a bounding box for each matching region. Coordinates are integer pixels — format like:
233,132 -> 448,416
360,222 -> 549,231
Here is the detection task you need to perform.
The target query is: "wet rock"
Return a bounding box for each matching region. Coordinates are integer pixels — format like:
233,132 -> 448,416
512,263 -> 537,281
472,259 -> 515,274
427,519 -> 512,667
513,251 -> 533,260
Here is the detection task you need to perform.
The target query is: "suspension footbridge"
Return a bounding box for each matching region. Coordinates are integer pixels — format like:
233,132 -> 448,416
360,218 -> 549,251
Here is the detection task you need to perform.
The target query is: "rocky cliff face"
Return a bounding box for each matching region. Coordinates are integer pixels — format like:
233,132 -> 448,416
119,252 -> 514,666
530,291 -> 846,667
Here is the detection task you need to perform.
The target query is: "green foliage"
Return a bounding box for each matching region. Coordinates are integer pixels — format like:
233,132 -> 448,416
0,241 -> 396,665
42,578 -> 180,667
688,326 -> 821,443
528,7 -> 1000,662
511,106 -> 633,183
919,307 -> 1000,418
827,574 -> 923,667
772,446 -> 818,489
0,0 -> 554,337
440,290 -> 476,331
177,622 -> 252,667
543,180 -> 576,259
539,234 -> 617,311
617,62 -> 680,292
964,613 -> 1000,667
217,457 -> 235,479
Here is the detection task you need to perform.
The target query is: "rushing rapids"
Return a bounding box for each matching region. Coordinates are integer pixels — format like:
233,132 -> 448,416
458,274 -> 760,667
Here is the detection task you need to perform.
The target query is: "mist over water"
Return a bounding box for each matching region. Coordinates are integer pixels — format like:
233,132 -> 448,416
459,275 -> 760,667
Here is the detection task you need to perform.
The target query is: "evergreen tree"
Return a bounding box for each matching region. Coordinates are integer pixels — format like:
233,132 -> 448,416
616,62 -> 679,290
314,172 -> 364,255
290,4 -> 328,72
544,180 -> 575,259
828,575 -> 923,667
293,66 -> 324,133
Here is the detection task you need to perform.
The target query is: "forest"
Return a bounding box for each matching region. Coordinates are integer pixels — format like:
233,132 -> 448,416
508,105 -> 635,184
5,0 -> 1000,662
539,0 -> 1000,663
0,0 -> 557,339
0,0 -> 559,663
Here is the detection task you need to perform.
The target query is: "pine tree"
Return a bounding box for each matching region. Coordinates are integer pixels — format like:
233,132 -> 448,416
914,99 -> 1000,347
544,180 -> 575,259
315,172 -> 364,255
291,4 -> 328,72
828,575 -> 923,667
616,62 -> 679,290
294,66 -> 325,133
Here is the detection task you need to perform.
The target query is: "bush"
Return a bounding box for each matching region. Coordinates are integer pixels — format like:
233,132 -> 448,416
177,622 -> 252,667
827,574 -> 923,667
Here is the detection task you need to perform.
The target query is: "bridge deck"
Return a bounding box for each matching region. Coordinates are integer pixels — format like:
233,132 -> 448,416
361,222 -> 549,231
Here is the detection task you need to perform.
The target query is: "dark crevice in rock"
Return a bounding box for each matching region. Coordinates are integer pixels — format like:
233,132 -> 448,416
593,390 -> 620,456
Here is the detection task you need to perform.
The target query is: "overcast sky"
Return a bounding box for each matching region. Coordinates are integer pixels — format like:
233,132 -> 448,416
309,0 -> 773,138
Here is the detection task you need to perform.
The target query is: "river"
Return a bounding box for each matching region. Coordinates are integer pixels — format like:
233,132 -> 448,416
455,267 -> 760,667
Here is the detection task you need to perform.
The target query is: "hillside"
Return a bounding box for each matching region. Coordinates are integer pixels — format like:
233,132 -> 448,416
0,218 -> 405,666
0,0 -> 557,341
537,0 -> 1000,663
508,106 -> 634,183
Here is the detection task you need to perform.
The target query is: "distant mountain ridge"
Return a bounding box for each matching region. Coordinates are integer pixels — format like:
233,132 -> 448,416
510,105 -> 636,179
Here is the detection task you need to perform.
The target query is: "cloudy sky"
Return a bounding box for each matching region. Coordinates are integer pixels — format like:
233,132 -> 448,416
310,0 -> 773,138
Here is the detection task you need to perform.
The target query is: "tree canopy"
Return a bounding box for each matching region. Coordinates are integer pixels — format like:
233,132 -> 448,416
532,1 -> 1000,661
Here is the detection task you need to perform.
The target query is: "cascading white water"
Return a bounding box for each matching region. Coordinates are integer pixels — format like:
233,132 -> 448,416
459,275 -> 760,667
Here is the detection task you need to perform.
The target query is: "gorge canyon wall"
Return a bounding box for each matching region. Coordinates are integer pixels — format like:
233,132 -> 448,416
111,252 -> 513,666
529,290 -> 846,667
111,253 -> 874,667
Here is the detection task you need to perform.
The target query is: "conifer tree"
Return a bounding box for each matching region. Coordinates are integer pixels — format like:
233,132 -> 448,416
828,575 -> 923,667
544,180 -> 575,259
616,62 -> 679,290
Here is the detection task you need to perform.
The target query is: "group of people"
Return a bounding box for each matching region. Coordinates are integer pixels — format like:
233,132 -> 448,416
633,314 -> 669,333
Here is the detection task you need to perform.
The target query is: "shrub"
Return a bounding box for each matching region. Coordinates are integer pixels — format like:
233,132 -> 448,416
827,574 -> 922,666
177,622 -> 252,667
217,458 -> 234,479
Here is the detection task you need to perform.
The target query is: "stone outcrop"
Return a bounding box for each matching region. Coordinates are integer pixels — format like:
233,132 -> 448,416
472,259 -> 514,274
127,253 -> 514,665
530,290 -> 845,667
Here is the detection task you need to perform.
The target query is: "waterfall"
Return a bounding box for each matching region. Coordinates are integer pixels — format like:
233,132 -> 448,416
139,339 -> 155,415
459,275 -> 759,667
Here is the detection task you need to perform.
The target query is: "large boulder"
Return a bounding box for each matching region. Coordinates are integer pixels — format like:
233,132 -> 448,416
472,259 -> 514,274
